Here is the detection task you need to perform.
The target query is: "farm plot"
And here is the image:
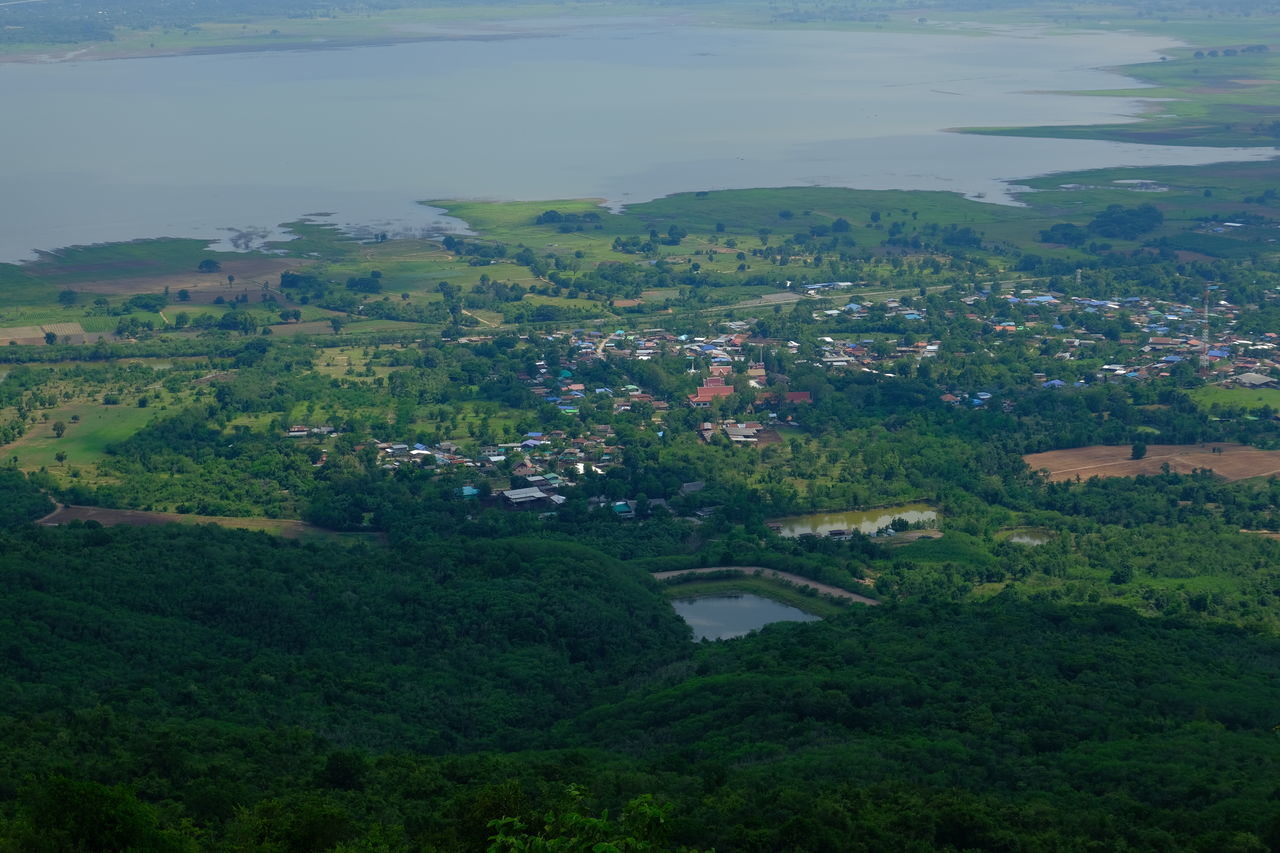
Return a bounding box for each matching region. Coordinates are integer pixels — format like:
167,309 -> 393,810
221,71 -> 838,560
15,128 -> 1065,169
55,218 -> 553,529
1024,443 -> 1280,482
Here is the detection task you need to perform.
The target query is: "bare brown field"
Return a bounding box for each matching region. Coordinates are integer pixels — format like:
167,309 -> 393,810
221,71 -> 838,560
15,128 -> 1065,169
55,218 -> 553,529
1024,443 -> 1280,482
37,504 -> 358,540
0,321 -> 95,346
0,326 -> 44,345
270,320 -> 343,337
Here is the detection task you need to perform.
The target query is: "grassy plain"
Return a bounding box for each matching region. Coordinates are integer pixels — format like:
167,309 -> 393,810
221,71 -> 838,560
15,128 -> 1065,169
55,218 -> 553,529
1189,384 -> 1280,411
6,402 -> 158,473
0,164 -> 1270,349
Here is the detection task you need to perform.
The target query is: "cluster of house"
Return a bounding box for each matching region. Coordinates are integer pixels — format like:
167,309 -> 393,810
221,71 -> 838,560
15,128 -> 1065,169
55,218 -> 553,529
695,419 -> 784,444
1053,292 -> 1277,384
498,478 -> 714,519
285,424 -> 336,438
356,426 -> 626,483
815,295 -> 925,323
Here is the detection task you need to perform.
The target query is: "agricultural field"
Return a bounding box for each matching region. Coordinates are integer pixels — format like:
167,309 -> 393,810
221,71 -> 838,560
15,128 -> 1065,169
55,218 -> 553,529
1024,442 -> 1280,481
1189,383 -> 1280,411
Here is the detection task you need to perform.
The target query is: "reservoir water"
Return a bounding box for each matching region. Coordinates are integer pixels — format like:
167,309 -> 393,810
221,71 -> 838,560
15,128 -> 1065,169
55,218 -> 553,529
4,17 -> 1275,261
771,504 -> 938,537
673,593 -> 821,641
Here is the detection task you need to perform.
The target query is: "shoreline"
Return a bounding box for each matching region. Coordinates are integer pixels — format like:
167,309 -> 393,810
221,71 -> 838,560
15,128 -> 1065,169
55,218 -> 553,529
0,29 -> 556,66
2,16 -> 1274,261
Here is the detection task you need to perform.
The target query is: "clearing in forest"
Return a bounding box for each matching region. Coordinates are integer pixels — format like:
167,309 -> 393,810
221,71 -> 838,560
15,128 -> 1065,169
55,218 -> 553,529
1024,443 -> 1280,482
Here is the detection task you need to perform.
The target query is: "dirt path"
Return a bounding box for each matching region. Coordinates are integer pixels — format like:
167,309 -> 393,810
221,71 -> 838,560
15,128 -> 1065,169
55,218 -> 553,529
652,566 -> 880,606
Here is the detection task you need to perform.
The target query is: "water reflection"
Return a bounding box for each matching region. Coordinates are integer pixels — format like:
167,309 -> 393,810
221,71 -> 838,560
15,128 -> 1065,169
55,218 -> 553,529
770,504 -> 938,537
673,594 -> 820,641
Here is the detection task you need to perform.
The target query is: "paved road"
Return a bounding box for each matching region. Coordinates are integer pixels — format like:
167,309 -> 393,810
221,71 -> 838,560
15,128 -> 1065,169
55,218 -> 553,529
652,566 -> 880,606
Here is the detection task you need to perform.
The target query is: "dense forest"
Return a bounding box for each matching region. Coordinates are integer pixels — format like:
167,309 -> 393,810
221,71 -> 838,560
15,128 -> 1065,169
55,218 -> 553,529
3,504 -> 1280,850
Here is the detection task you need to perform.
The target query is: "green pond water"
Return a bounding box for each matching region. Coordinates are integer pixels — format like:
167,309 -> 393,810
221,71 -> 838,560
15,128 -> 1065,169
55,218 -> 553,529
771,504 -> 938,537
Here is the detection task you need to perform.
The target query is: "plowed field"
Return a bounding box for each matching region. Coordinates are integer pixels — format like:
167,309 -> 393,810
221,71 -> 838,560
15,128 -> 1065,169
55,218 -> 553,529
1024,443 -> 1280,482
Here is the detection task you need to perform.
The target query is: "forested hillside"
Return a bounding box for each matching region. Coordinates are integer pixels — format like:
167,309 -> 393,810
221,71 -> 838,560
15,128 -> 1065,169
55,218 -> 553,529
3,516 -> 1279,851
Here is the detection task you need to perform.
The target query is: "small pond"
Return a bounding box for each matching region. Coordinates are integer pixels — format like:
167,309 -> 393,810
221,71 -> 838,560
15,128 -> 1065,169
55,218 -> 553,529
1002,528 -> 1055,546
672,594 -> 821,641
770,504 -> 938,538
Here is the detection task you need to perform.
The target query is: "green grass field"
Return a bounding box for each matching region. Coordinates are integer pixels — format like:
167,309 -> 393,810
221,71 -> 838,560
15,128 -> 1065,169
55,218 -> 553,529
1189,384 -> 1280,411
0,240 -> 246,304
7,401 -> 159,474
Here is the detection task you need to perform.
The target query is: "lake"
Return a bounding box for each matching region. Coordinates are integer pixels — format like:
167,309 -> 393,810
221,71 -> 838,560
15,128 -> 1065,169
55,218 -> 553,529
4,17 -> 1275,262
771,504 -> 938,537
672,593 -> 821,641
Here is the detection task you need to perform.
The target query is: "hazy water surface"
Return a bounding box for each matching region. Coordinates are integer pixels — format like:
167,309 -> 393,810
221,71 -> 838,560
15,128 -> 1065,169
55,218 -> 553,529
4,18 -> 1274,261
673,593 -> 821,640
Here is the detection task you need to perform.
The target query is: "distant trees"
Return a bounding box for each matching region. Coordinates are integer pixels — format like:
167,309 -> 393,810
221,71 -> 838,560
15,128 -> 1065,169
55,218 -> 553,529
1088,204 -> 1164,239
1039,223 -> 1089,247
535,209 -> 601,227
197,259 -> 221,274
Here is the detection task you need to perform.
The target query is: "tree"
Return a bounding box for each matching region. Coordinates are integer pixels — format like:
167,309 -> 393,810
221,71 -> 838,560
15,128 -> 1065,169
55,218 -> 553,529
330,317 -> 345,335
44,331 -> 57,346
197,259 -> 221,274
57,289 -> 77,307
52,421 -> 65,438
10,777 -> 197,853
1088,204 -> 1163,239
177,289 -> 191,301
1131,442 -> 1147,460
1039,223 -> 1088,247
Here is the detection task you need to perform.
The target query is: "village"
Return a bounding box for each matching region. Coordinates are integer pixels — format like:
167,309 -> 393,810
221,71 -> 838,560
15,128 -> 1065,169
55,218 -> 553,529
276,280 -> 1280,520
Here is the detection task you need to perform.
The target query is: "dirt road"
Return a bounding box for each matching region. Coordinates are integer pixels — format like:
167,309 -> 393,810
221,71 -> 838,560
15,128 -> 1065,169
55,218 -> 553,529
652,566 -> 880,606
